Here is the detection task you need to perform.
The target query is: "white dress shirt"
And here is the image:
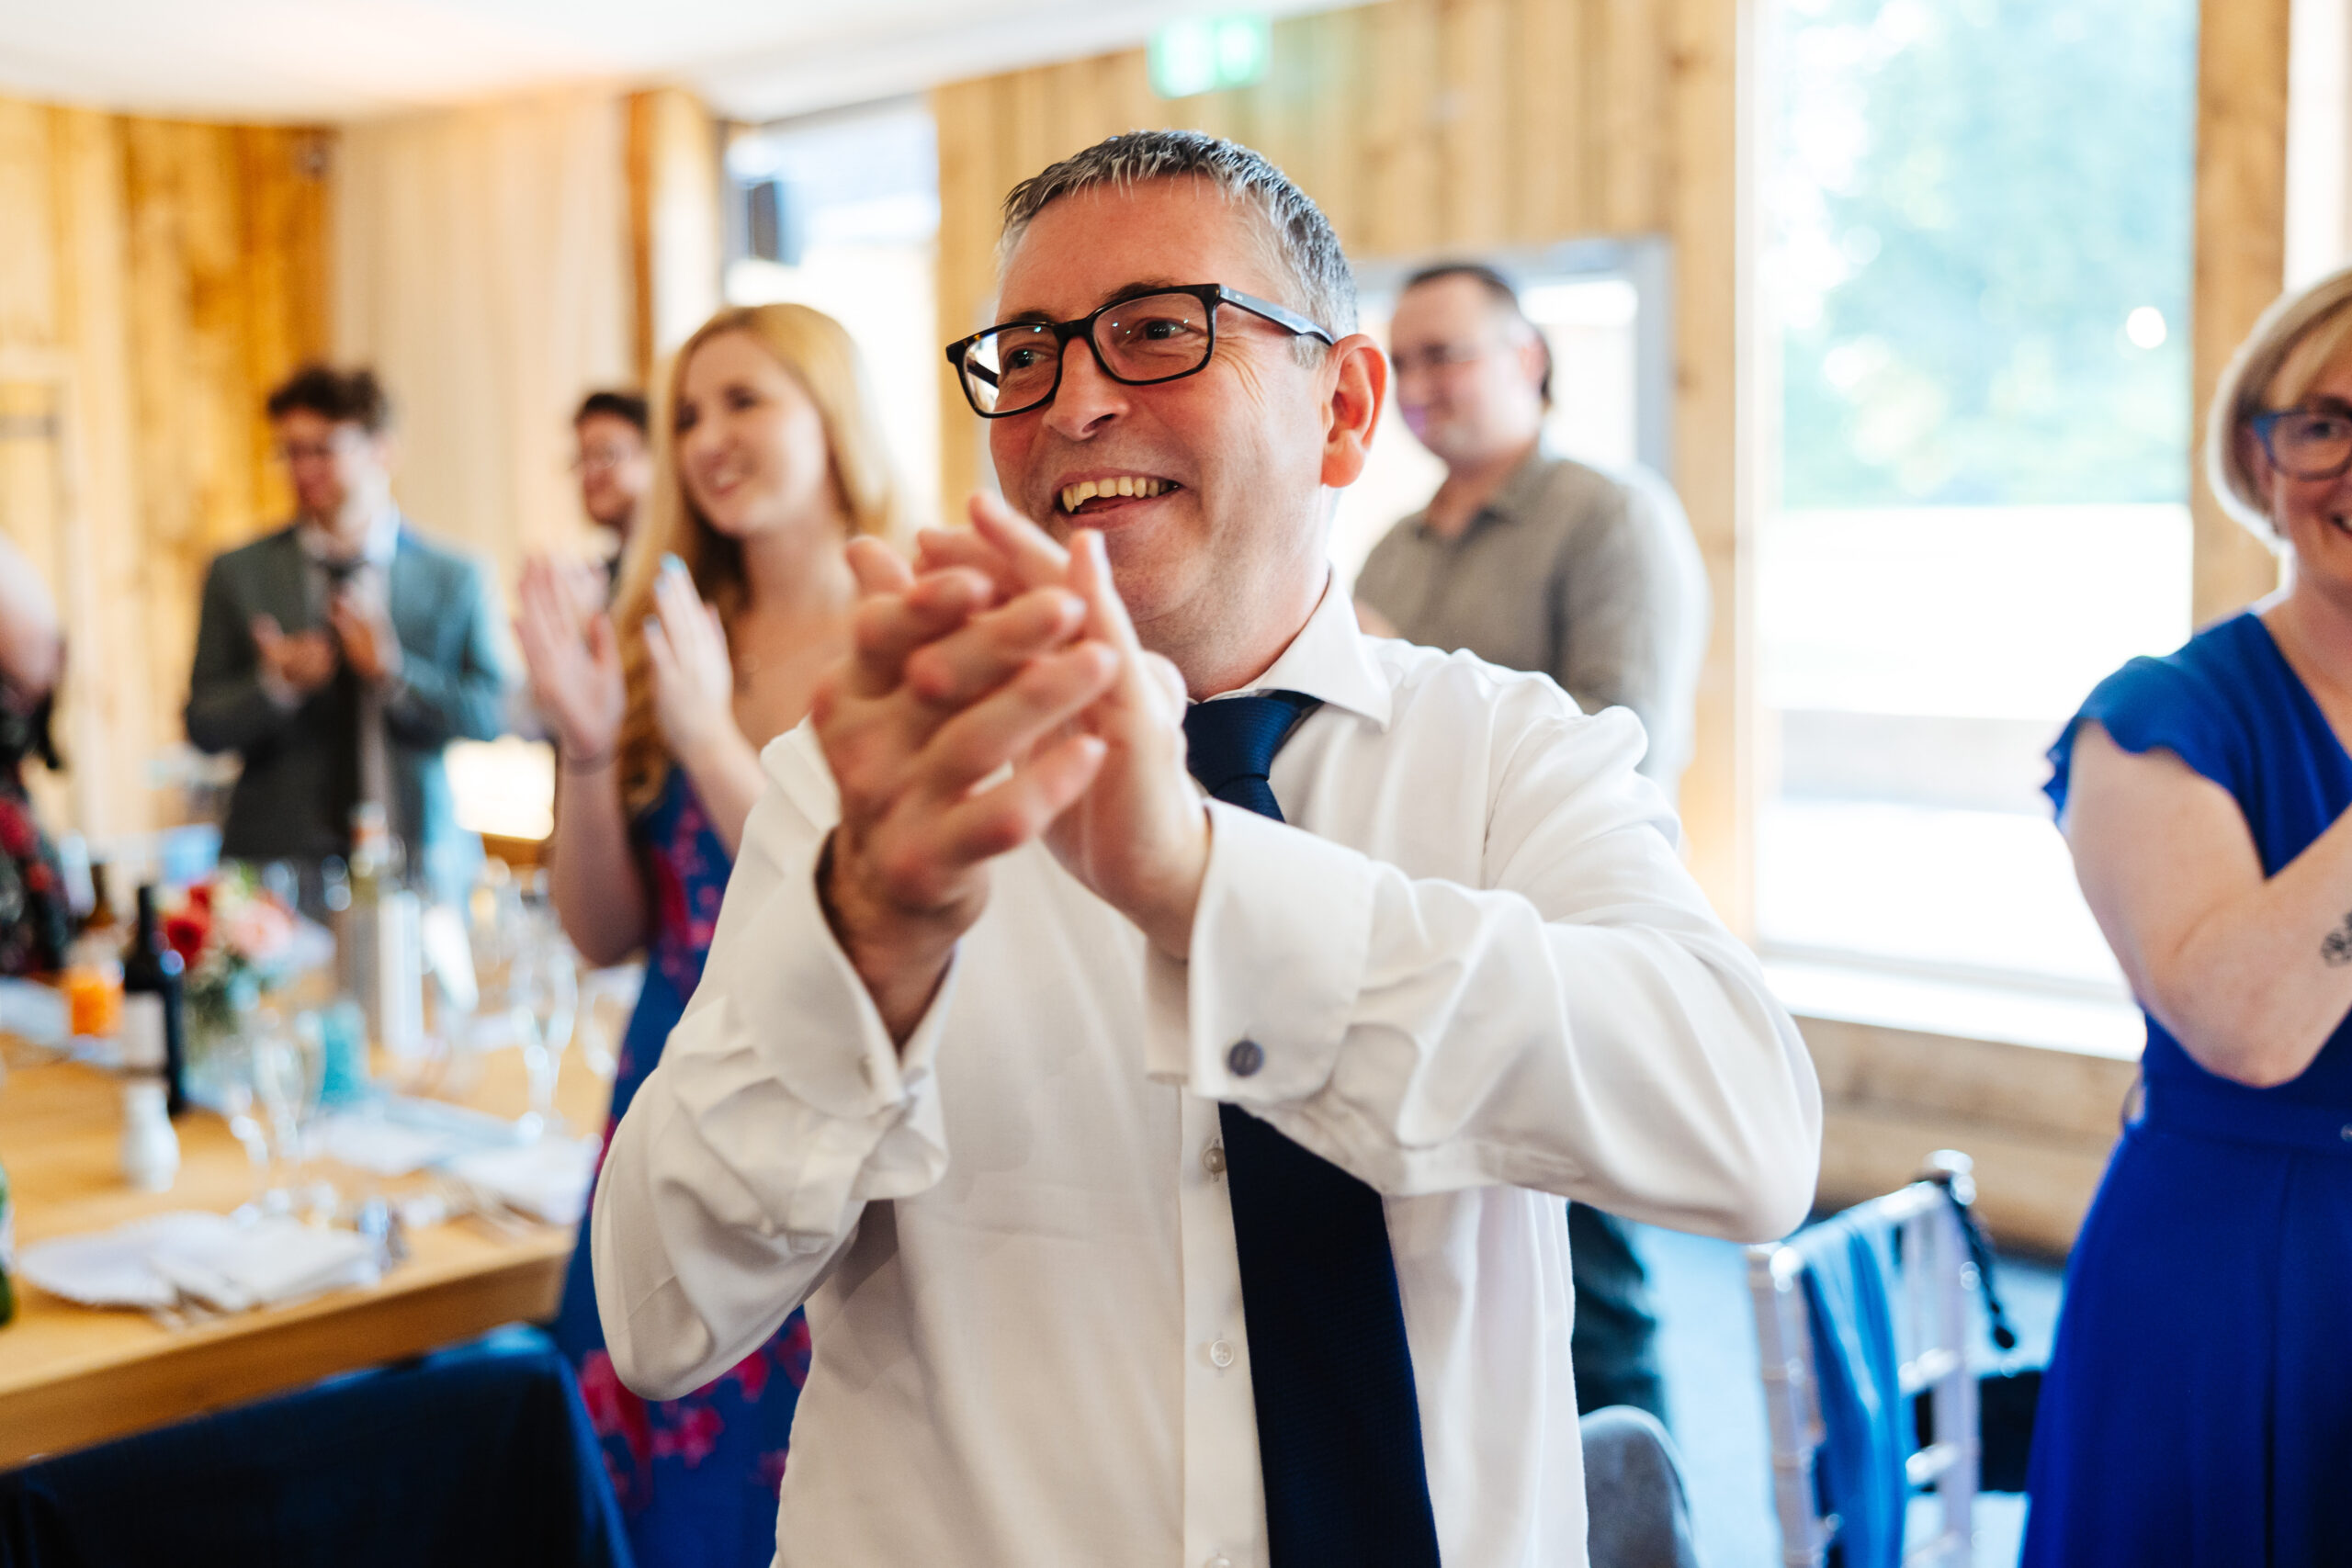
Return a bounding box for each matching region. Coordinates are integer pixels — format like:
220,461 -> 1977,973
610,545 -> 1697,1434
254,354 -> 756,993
592,579 -> 1821,1568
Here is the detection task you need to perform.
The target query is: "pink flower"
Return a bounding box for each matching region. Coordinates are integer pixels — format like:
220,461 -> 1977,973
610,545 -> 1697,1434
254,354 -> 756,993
222,897 -> 295,965
776,1315 -> 812,1388
651,1402 -> 725,1468
724,1346 -> 771,1404
577,1351 -> 652,1469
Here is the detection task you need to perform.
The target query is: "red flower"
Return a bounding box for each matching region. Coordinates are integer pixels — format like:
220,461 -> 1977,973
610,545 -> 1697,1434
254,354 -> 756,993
0,801 -> 34,858
162,912 -> 209,967
185,883 -> 214,912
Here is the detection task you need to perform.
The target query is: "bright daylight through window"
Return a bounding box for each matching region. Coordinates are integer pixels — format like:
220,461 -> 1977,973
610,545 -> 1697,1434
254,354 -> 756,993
723,101 -> 943,525
1759,0 -> 2198,1004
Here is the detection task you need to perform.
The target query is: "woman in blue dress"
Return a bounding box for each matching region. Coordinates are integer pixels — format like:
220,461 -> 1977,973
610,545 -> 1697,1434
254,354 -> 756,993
514,303 -> 902,1566
2028,265 -> 2352,1565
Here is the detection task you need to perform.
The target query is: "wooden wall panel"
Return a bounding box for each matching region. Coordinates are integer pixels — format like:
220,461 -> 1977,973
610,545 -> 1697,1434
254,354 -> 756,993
2192,0 -> 2292,625
625,87 -> 720,388
0,98 -> 328,841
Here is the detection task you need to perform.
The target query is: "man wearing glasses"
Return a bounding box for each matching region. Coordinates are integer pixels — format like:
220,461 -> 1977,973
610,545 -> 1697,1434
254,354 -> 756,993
185,365 -> 510,905
571,389 -> 652,579
593,131 -> 1817,1567
1358,265 -> 1709,807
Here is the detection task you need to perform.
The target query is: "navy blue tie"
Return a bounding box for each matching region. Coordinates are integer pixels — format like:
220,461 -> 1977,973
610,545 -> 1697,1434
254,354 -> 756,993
1182,694 -> 1442,1568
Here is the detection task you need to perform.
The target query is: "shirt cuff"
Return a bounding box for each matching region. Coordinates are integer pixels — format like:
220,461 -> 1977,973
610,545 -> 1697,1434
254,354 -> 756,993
761,832 -> 956,1118
1143,798 -> 1374,1103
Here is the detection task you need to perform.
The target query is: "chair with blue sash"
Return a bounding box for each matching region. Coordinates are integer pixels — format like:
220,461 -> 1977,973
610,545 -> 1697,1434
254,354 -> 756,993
1747,1152 -> 1983,1568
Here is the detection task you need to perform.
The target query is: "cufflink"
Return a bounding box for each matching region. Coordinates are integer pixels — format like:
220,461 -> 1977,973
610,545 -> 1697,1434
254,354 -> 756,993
1226,1039 -> 1264,1077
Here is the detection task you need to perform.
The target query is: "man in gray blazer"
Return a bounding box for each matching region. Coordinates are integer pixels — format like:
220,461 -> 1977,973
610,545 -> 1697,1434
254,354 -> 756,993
186,366 -> 510,907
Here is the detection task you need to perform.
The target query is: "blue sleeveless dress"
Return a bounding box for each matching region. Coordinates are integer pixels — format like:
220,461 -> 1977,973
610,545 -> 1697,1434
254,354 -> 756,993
2026,612 -> 2352,1565
551,768 -> 810,1567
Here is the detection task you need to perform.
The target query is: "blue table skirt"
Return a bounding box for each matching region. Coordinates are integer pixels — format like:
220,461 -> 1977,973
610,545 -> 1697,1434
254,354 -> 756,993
0,1325 -> 631,1568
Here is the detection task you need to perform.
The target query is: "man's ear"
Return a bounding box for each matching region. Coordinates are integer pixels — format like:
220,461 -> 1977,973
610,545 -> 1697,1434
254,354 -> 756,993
1517,331 -> 1551,400
1319,333 -> 1387,490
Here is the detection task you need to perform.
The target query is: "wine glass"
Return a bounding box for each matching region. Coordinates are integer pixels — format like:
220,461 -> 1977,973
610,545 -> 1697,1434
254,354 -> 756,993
509,919 -> 578,1141
209,1027 -> 276,1223
250,1010 -> 333,1220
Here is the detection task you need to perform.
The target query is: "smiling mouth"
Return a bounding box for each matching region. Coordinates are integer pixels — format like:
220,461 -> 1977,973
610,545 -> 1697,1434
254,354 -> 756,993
1057,476 -> 1180,516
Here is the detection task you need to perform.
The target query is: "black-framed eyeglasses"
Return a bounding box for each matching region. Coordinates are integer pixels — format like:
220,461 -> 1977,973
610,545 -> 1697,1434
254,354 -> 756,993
2252,402 -> 2352,481
944,283 -> 1336,418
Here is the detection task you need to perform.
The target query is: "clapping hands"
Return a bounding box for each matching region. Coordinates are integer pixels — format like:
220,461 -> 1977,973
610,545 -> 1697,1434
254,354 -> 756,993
326,580 -> 402,684
640,556 -> 743,774
251,615 -> 337,695
811,493 -> 1206,1040
514,555 -> 624,765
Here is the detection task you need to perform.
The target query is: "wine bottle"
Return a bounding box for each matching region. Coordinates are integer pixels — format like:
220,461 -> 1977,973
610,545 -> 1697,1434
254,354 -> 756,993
122,883 -> 189,1117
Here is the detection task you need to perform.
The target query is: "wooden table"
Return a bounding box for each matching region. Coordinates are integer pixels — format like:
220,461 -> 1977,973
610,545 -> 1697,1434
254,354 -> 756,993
0,1035 -> 613,1470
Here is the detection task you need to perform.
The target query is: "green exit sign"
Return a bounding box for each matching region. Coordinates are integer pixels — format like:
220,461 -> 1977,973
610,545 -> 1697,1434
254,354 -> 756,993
1149,13 -> 1272,99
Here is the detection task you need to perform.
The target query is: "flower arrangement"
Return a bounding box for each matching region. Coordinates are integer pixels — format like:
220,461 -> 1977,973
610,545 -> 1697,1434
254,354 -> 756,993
164,870 -> 304,1038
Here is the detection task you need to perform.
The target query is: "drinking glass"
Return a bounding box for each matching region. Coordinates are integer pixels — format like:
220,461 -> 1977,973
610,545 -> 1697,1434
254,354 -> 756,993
209,1027 -> 275,1222
509,919 -> 578,1140
250,1009 -> 333,1219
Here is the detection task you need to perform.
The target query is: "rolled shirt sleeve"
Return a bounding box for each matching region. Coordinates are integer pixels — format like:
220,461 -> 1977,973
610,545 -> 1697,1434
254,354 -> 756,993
1147,694 -> 1818,1242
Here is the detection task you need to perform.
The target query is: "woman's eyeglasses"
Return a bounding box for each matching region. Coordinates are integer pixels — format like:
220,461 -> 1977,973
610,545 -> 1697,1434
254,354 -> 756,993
2251,403 -> 2352,481
945,283 -> 1334,419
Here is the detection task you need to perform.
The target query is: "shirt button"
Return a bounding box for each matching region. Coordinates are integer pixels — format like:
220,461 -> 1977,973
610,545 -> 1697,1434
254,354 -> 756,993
1208,1339 -> 1236,1369
1202,1142 -> 1227,1177
1205,1556 -> 1235,1568
1226,1039 -> 1264,1077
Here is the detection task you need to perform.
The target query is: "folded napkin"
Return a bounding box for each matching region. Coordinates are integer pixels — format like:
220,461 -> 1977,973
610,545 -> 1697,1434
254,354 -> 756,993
445,1136 -> 599,1225
18,1213 -> 204,1309
20,1213 -> 376,1313
148,1215 -> 377,1310
315,1095 -> 531,1177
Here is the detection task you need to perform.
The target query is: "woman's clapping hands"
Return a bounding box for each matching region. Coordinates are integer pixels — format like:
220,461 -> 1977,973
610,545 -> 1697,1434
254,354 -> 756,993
641,555 -> 744,773
514,554 -> 624,765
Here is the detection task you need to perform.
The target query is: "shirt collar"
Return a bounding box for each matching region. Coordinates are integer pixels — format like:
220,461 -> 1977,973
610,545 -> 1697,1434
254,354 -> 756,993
1487,442 -> 1554,518
1205,570 -> 1393,731
1411,440 -> 1552,541
298,507 -> 401,570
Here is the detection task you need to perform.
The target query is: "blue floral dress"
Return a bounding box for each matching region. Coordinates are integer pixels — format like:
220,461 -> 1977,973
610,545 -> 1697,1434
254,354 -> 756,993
551,768 -> 810,1567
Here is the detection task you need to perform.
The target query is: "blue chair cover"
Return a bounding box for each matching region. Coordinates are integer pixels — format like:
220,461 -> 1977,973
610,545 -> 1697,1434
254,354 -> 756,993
0,1325 -> 630,1568
1792,1213 -> 1905,1568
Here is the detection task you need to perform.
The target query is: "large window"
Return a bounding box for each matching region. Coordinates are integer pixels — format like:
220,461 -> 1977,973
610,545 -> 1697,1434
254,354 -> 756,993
723,100 -> 943,525
1758,0 -> 2199,998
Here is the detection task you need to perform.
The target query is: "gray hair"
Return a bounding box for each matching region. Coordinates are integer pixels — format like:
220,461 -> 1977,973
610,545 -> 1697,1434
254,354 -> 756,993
998,130 -> 1356,356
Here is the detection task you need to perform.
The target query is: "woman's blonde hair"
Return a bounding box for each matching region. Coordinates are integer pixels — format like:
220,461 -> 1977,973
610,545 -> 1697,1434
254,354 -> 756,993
2208,262 -> 2352,541
611,303 -> 901,813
